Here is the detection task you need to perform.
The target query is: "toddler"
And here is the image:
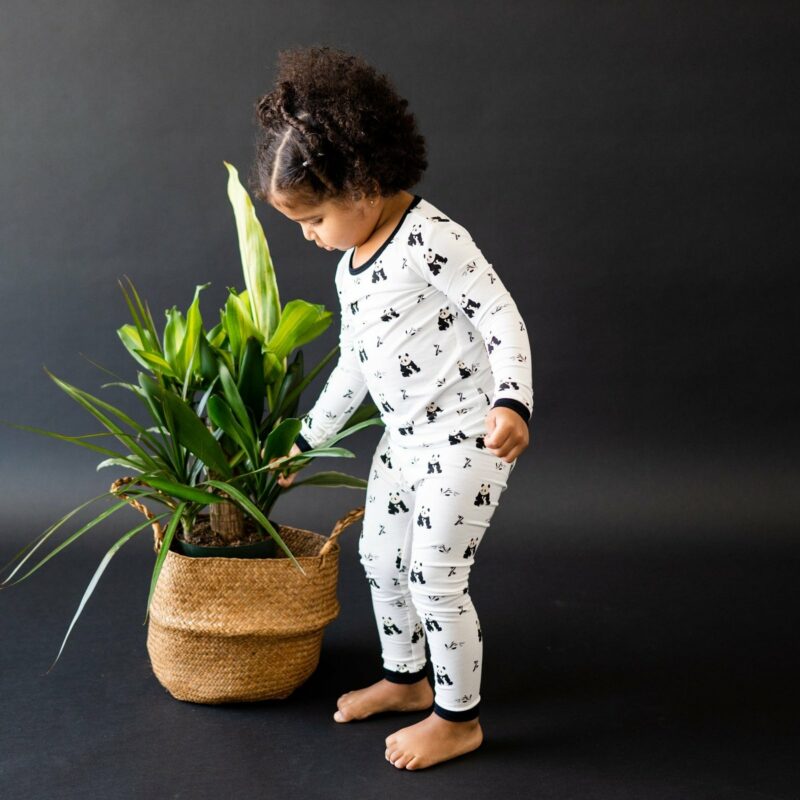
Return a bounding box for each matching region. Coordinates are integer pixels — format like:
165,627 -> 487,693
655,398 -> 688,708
251,46 -> 533,771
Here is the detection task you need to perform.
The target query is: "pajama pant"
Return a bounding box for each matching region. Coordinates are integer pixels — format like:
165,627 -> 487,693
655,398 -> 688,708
357,428 -> 516,721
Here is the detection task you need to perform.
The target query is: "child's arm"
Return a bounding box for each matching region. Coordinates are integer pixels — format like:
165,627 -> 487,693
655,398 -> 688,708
294,309 -> 369,452
411,220 -> 533,459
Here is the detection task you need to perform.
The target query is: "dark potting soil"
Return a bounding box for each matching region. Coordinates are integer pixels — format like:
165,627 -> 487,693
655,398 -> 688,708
177,516 -> 269,548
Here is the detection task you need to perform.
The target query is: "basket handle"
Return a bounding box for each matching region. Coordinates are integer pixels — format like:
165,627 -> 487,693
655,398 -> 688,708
109,476 -> 166,554
319,506 -> 365,558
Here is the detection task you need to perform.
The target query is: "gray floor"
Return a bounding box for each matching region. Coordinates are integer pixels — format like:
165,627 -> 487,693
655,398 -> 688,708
1,512 -> 797,800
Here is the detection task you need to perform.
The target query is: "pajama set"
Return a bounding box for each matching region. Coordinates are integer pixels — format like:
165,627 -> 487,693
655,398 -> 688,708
295,193 -> 533,721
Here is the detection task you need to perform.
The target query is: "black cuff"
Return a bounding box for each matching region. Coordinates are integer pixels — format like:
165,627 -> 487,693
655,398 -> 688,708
295,432 -> 313,452
492,398 -> 531,424
433,700 -> 481,721
383,665 -> 429,684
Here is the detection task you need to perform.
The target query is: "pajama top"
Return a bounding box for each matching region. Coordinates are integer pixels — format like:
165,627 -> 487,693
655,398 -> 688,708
295,193 -> 533,452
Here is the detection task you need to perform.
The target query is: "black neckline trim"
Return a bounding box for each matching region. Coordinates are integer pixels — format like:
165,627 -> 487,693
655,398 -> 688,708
348,194 -> 422,274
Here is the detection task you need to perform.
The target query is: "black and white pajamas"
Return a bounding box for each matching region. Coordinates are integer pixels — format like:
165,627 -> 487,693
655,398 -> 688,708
295,194 -> 533,721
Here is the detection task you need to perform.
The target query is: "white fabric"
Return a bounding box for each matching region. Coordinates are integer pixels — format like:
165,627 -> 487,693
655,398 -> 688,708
298,194 -> 533,450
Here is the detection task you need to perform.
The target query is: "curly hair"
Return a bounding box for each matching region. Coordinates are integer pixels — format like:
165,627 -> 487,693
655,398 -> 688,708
248,45 -> 427,208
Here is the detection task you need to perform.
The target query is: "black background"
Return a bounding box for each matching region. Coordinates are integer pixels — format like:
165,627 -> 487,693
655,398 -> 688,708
1,2 -> 797,798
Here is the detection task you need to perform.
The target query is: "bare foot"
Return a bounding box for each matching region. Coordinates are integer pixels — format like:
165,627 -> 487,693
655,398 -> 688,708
385,711 -> 483,770
333,677 -> 433,722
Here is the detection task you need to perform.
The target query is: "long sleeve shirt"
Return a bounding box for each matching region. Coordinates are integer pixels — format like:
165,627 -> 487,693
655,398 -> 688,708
295,193 -> 533,451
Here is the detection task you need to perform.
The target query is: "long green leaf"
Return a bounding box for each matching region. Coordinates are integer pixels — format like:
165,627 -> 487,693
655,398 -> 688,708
237,336 -> 265,425
287,471 -> 368,490
0,492 -> 113,584
139,475 -> 224,506
44,368 -> 158,469
206,395 -> 255,463
204,479 -> 306,575
224,161 -> 281,340
264,343 -> 339,430
2,498 -> 146,587
143,502 -> 186,624
45,511 -> 171,673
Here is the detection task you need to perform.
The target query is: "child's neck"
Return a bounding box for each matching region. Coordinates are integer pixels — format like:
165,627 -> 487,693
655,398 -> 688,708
352,191 -> 415,269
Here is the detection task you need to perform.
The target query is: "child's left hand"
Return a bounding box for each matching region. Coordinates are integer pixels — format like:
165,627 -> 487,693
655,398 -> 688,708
483,407 -> 530,463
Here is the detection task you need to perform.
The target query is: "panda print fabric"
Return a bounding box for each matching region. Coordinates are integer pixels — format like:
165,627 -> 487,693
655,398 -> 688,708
294,194 -> 533,453
293,194 -> 532,722
358,428 -> 515,721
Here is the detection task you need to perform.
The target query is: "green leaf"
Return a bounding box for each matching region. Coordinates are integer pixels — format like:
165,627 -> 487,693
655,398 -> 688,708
178,283 -> 210,381
117,325 -> 157,372
143,502 -> 186,624
205,479 -> 306,575
138,475 -> 223,505
218,361 -> 252,434
224,161 -> 281,340
44,368 -> 158,469
266,299 -> 332,362
45,511 -> 172,673
264,343 -> 339,430
162,307 -> 186,367
206,395 -> 255,461
262,417 -> 302,466
134,349 -> 179,378
2,497 -> 142,587
138,373 -> 232,477
287,471 -> 368,490
237,336 -> 266,425
1,492 -> 113,585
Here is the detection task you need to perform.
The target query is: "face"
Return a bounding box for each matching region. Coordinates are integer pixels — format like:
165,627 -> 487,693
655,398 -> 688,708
269,191 -> 374,252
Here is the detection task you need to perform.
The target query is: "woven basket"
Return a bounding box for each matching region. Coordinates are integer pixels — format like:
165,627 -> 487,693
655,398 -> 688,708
110,477 -> 364,704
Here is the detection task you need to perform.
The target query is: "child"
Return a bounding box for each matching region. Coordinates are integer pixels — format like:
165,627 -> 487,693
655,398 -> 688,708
251,46 -> 533,771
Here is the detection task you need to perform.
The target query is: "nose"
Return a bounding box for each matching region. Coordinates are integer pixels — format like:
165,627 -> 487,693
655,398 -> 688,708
301,225 -> 315,242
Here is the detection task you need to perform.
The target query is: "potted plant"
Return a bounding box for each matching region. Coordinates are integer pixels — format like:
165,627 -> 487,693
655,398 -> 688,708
1,162 -> 381,702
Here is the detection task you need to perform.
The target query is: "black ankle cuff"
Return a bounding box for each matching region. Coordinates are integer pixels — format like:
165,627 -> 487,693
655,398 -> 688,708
433,701 -> 480,721
383,665 -> 428,684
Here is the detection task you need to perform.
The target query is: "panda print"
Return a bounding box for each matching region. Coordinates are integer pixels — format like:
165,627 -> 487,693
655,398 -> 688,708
499,378 -> 520,391
427,454 -> 442,474
381,306 -> 399,321
424,612 -> 442,632
463,538 -> 478,558
409,560 -> 427,584
423,248 -> 448,276
411,622 -> 425,644
398,352 -> 421,377
435,665 -> 454,686
387,493 -> 409,515
437,306 -> 454,330
382,616 -> 402,635
474,483 -> 491,506
416,506 -> 432,529
407,222 -> 423,246
459,293 -> 481,318
426,401 -> 443,422
457,360 -> 472,379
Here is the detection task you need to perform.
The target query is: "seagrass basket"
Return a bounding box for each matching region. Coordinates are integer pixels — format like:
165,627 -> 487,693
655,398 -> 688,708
110,477 -> 364,704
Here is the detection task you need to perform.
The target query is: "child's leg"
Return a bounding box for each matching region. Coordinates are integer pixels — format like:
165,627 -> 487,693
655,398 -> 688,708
405,449 -> 512,720
358,447 -> 428,683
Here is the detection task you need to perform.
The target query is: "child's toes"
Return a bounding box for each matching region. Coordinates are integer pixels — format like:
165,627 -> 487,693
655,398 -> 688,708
392,751 -> 414,769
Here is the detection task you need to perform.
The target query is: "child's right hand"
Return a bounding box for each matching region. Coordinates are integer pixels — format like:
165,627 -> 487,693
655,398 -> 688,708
272,443 -> 304,488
